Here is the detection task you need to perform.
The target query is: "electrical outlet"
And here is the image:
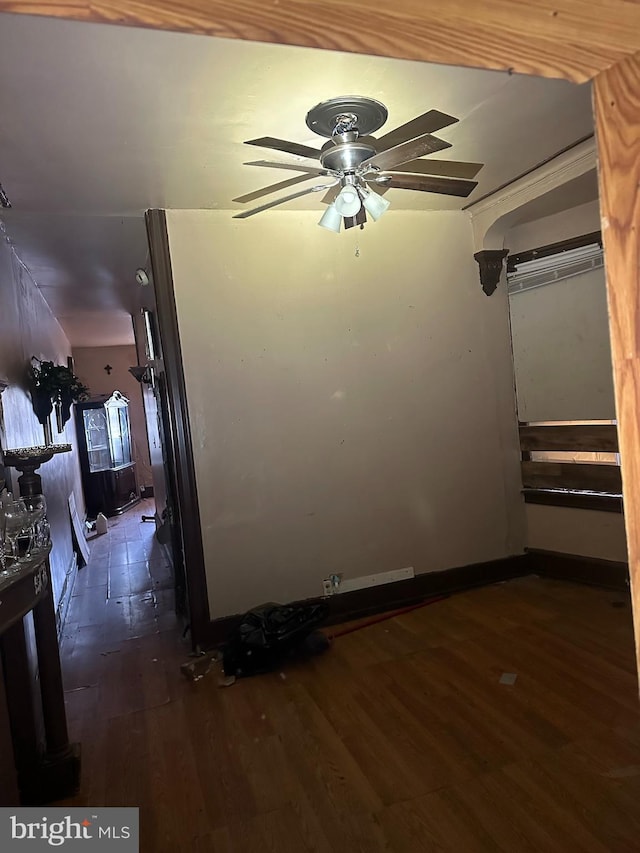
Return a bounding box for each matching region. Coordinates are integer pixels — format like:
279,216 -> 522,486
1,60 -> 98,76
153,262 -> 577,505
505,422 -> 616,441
322,574 -> 343,596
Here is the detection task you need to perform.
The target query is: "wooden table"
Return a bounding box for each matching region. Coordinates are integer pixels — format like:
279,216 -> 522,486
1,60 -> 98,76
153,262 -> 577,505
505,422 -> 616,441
0,549 -> 80,804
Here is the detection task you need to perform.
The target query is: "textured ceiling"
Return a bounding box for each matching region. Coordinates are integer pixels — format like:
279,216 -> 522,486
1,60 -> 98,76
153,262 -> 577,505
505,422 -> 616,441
0,13 -> 596,345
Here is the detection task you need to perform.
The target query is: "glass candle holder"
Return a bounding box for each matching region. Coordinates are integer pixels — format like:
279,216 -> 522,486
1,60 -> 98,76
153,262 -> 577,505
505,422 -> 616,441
2,499 -> 28,568
23,494 -> 49,554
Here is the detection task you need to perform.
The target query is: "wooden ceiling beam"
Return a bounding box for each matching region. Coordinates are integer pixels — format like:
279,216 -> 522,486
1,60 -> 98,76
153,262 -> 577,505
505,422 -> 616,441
594,50 -> 640,682
0,0 -> 639,83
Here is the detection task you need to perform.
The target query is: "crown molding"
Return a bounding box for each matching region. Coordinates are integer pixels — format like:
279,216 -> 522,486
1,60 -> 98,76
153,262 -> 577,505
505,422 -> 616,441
469,137 -> 597,253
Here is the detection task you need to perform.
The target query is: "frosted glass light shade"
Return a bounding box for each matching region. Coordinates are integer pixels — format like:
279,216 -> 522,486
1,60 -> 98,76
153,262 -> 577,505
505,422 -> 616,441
334,185 -> 362,217
362,190 -> 391,221
318,203 -> 342,233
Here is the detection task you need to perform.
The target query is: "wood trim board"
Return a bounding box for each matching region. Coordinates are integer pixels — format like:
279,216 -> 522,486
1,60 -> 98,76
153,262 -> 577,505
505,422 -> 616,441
521,460 -> 622,493
145,210 -> 210,650
528,548 -> 629,592
594,51 -> 640,681
519,424 -> 618,453
1,1 -> 640,83
507,231 -> 602,271
523,489 -> 623,514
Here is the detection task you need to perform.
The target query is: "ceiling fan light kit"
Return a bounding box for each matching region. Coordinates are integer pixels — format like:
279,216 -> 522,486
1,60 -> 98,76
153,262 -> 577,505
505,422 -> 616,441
233,96 -> 483,232
334,184 -> 362,217
361,187 -> 391,221
318,204 -> 343,233
318,183 -> 392,233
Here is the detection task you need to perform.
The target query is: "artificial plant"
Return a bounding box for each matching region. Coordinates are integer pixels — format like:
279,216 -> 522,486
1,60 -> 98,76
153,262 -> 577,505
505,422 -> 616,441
28,358 -> 89,435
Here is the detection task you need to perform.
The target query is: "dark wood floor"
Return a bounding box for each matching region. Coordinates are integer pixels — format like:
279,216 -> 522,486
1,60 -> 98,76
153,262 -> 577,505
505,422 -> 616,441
60,508 -> 640,851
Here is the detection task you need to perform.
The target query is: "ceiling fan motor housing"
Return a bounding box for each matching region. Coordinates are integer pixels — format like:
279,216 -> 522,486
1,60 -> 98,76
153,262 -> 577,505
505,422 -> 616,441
320,141 -> 377,173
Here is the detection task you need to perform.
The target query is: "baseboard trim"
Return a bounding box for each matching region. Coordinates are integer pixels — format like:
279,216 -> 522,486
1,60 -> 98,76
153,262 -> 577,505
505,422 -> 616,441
55,552 -> 78,640
200,553 -> 530,649
527,548 -> 629,591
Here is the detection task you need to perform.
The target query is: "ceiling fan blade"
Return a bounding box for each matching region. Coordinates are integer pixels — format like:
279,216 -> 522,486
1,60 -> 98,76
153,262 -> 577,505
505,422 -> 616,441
363,134 -> 452,172
376,173 -> 478,198
344,208 -> 367,230
245,137 -> 322,160
374,110 -> 458,152
233,173 -> 317,204
367,182 -> 391,197
321,185 -> 341,205
389,158 -> 484,180
245,160 -> 328,175
233,182 -> 337,218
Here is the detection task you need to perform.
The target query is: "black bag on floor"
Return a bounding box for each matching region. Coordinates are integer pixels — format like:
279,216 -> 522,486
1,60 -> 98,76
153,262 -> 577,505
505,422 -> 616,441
222,601 -> 330,677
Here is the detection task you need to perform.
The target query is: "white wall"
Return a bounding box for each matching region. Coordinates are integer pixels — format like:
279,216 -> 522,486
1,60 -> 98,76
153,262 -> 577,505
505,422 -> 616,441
165,210 -> 524,619
509,267 -> 615,422
526,504 -> 627,562
508,200 -> 614,422
509,199 -> 601,254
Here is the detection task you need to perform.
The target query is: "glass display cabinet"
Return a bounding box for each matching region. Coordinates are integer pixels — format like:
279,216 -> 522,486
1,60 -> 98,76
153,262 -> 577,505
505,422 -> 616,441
75,391 -> 139,517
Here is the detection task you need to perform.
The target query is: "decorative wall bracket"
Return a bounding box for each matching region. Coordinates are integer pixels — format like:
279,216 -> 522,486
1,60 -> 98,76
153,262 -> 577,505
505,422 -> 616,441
474,249 -> 509,296
128,365 -> 153,385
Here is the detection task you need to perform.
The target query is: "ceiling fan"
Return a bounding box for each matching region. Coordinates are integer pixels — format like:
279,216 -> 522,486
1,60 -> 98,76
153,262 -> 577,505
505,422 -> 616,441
232,96 -> 483,232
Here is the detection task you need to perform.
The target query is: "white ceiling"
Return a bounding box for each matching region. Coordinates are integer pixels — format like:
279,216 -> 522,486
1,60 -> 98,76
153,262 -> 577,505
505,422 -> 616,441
0,13 -> 596,346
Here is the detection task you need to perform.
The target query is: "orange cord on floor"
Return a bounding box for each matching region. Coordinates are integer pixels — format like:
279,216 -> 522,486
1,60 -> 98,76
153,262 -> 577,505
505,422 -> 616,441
325,595 -> 450,640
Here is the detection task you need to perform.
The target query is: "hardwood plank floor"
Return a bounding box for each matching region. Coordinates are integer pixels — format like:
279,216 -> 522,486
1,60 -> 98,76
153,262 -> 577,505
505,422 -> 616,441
59,513 -> 640,851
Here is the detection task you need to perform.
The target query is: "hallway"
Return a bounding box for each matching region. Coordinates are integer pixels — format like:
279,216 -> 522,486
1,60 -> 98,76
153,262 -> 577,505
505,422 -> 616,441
60,500 -> 187,807
59,512 -> 640,852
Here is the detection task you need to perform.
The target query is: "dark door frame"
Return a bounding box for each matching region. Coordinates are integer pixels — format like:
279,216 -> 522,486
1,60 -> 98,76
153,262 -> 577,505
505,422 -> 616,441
145,209 -> 210,650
